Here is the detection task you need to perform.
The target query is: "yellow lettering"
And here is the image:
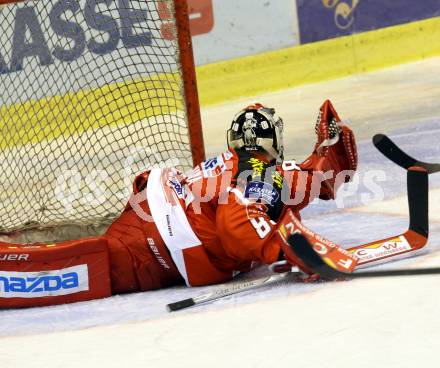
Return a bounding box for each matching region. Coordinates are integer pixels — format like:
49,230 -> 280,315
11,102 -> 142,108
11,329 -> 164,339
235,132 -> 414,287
322,0 -> 361,30
322,0 -> 340,8
249,158 -> 265,177
272,171 -> 283,189
335,0 -> 359,29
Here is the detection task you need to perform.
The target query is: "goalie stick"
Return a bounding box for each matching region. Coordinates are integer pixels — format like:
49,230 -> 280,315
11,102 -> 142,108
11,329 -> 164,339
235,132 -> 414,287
373,134 -> 440,174
286,135 -> 439,278
287,232 -> 440,280
166,271 -> 302,312
277,130 -> 438,273
343,133 -> 438,267
278,166 -> 429,273
346,165 -> 429,268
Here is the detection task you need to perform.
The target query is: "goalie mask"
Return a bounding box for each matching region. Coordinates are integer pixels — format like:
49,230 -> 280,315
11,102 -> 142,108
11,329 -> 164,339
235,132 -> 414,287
227,103 -> 284,161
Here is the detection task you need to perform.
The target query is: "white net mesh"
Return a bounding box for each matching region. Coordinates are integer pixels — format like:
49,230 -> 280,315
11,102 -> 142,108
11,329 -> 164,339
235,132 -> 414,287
0,0 -> 194,234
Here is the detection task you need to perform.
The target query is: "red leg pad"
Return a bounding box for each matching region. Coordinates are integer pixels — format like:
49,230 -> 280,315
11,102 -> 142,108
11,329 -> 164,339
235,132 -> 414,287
0,237 -> 111,308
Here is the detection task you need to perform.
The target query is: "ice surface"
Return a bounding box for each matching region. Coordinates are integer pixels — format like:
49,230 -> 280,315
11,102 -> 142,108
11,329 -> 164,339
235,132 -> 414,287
2,59 -> 440,368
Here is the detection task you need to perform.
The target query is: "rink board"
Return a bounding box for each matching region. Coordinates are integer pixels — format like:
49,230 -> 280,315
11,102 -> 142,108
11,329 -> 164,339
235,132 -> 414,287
196,16 -> 440,106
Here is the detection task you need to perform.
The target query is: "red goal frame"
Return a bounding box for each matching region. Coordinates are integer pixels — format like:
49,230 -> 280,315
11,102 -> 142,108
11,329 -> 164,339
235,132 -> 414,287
174,0 -> 205,166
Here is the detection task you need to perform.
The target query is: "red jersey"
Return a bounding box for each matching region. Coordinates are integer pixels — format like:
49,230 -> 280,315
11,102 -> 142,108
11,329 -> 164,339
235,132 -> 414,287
142,136 -> 355,287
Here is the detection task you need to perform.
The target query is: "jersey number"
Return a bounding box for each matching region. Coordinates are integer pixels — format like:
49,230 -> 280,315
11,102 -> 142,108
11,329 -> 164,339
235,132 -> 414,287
250,217 -> 271,239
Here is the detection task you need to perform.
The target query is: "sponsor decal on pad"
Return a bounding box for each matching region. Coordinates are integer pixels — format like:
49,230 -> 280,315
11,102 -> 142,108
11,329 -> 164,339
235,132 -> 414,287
0,253 -> 29,261
0,264 -> 89,298
351,236 -> 412,263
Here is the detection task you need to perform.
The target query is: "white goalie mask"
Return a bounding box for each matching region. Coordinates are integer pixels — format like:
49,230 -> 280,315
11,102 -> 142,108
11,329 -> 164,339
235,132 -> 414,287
227,103 -> 284,162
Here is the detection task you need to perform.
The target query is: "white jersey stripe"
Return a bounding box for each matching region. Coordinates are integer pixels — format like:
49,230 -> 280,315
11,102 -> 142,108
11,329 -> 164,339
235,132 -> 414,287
147,169 -> 201,286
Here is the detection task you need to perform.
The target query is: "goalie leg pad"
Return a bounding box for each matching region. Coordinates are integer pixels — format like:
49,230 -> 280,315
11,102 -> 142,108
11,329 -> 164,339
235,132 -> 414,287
0,237 -> 111,308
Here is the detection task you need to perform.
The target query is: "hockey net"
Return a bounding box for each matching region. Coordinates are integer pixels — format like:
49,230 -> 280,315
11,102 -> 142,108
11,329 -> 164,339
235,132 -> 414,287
0,0 -> 204,240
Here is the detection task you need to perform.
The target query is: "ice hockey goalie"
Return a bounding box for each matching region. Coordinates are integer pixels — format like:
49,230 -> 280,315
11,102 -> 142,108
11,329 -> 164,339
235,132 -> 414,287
0,100 -> 357,308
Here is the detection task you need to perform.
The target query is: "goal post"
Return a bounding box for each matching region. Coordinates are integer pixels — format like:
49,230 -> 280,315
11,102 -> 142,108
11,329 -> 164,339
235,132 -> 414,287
174,0 -> 205,166
0,0 -> 204,237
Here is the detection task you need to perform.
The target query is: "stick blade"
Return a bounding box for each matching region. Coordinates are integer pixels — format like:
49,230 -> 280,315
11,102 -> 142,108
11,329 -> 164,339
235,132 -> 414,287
373,134 -> 440,173
373,134 -> 416,169
166,298 -> 196,312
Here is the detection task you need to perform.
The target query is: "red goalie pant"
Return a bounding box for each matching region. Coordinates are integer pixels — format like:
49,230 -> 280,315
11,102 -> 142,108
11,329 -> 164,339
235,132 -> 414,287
103,169 -> 185,294
104,196 -> 184,294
